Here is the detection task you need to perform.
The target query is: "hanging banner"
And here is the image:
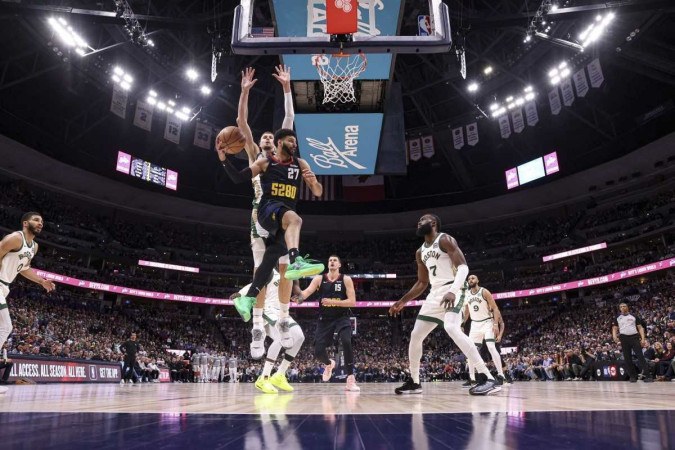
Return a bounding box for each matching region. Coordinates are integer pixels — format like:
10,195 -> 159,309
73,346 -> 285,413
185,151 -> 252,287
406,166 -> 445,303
408,138 -> 422,161
193,122 -> 213,150
466,122 -> 479,146
560,78 -> 575,107
133,101 -> 153,131
110,84 -> 128,119
421,135 -> 435,158
164,116 -> 182,144
524,101 -> 539,126
452,127 -> 464,149
549,88 -> 562,115
498,115 -> 511,139
511,109 -> 525,133
573,68 -> 589,98
587,59 -> 604,88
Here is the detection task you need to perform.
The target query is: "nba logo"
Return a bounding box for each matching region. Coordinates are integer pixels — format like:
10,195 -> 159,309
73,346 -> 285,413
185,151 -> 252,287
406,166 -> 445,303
418,15 -> 432,36
89,365 -> 98,380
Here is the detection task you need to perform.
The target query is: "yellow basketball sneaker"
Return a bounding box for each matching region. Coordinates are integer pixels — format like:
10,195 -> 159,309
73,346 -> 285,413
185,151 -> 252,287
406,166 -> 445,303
255,375 -> 278,394
270,372 -> 294,392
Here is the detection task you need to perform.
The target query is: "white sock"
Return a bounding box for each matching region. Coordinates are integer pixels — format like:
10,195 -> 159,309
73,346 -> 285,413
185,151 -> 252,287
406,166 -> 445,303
279,302 -> 290,320
486,342 -> 504,376
469,360 -> 476,381
262,360 -> 274,377
408,320 -> 437,384
252,308 -> 263,327
444,313 -> 494,380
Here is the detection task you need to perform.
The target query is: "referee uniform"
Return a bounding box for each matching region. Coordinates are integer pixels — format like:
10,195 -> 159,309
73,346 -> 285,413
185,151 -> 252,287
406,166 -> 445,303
613,308 -> 651,382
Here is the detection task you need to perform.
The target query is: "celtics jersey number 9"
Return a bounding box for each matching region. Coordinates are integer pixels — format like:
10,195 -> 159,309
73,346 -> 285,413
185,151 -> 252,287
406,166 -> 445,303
420,233 -> 455,291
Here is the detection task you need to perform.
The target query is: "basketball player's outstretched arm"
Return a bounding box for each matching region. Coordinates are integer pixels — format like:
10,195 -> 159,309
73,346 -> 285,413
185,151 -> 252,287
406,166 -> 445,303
298,159 -> 323,197
272,65 -> 295,130
321,275 -> 356,307
483,289 -> 503,341
389,249 -> 429,317
236,67 -> 261,163
292,275 -> 323,303
439,235 -> 469,309
15,243 -> 55,292
219,153 -> 268,183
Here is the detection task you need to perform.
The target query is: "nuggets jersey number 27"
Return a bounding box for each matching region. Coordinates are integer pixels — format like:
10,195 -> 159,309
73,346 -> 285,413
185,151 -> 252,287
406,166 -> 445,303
420,233 -> 455,292
261,155 -> 301,210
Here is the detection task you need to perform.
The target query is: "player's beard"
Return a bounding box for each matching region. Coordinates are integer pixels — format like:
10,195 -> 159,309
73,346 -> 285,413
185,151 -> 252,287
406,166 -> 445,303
416,223 -> 432,236
282,143 -> 296,157
27,223 -> 41,235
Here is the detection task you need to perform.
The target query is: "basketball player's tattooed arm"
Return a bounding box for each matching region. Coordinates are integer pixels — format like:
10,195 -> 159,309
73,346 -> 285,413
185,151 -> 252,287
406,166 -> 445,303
389,249 -> 429,317
298,158 -> 323,197
439,235 -> 469,309
483,289 -> 503,341
272,65 -> 295,130
292,275 -> 322,304
236,67 -> 261,163
322,275 -> 356,307
14,243 -> 55,293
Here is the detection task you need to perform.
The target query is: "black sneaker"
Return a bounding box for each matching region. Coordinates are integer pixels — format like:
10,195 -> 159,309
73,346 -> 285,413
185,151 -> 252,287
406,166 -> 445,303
395,379 -> 422,395
461,380 -> 476,388
469,379 -> 501,396
643,377 -> 654,383
496,375 -> 505,386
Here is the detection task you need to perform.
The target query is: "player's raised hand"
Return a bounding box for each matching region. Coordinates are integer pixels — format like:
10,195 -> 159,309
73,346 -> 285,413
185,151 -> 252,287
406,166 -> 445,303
241,67 -> 258,91
272,64 -> 291,88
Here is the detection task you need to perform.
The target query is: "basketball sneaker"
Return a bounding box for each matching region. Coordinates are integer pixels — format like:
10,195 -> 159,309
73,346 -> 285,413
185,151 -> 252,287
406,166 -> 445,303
469,379 -> 501,396
284,256 -> 325,280
345,375 -> 360,392
270,372 -> 293,392
250,325 -> 266,359
395,379 -> 422,395
323,359 -> 336,382
276,318 -> 295,349
234,295 -> 255,322
0,385 -> 8,394
462,380 -> 477,388
255,375 -> 278,394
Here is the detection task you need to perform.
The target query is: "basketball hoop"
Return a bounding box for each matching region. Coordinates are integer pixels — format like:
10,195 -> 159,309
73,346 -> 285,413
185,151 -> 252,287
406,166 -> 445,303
312,52 -> 367,104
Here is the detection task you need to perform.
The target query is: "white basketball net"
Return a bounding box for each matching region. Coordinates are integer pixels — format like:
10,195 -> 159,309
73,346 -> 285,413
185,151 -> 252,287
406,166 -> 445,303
312,53 -> 367,104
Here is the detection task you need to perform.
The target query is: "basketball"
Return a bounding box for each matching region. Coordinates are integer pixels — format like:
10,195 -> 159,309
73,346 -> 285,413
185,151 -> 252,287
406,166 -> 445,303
216,126 -> 246,155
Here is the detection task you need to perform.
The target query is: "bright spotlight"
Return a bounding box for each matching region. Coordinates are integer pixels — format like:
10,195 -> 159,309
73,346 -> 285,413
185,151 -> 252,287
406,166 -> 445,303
558,62 -> 567,69
146,97 -> 157,105
147,39 -> 155,47
548,68 -> 558,78
550,4 -> 559,11
489,103 -> 499,112
551,75 -> 561,85
120,81 -> 131,91
149,90 -> 157,97
467,82 -> 479,92
181,106 -> 191,114
524,35 -> 532,43
186,68 -> 199,81
525,92 -> 535,101
157,102 -> 166,111
560,68 -> 570,78
111,74 -> 121,83
505,96 -> 514,102
113,66 -> 124,76
524,86 -> 533,92
168,100 -> 176,107
483,66 -> 493,75
122,74 -> 133,83
75,48 -> 86,56
166,107 -> 174,114
200,85 -> 212,96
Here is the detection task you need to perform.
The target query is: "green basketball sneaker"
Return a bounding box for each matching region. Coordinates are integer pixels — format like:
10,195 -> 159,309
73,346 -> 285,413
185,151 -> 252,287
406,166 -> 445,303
284,256 -> 324,280
255,375 -> 278,394
234,295 -> 255,322
269,372 -> 293,392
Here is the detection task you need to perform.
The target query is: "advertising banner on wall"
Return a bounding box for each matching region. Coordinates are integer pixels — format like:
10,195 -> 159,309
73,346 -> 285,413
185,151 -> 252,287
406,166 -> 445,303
7,356 -> 121,383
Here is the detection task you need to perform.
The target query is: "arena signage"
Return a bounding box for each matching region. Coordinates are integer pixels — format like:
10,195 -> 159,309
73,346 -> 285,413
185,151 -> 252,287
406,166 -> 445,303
295,113 -> 383,175
35,257 -> 675,306
7,356 -> 121,383
272,0 -> 401,80
542,242 -> 607,262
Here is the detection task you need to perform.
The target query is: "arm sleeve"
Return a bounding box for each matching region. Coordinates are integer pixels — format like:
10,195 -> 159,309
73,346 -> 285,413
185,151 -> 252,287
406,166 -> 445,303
448,264 -> 469,296
221,157 -> 253,184
281,92 -> 294,130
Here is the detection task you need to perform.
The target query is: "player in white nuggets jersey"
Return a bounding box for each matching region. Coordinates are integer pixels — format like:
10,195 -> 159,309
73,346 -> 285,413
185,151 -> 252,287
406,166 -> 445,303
231,269 -> 305,394
389,214 -> 499,396
0,212 -> 55,394
463,275 -> 507,387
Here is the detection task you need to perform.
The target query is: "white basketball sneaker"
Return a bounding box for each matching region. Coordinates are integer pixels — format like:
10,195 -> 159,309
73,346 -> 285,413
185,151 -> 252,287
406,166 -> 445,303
276,318 -> 294,349
250,325 -> 266,359
0,385 -> 8,394
345,374 -> 360,392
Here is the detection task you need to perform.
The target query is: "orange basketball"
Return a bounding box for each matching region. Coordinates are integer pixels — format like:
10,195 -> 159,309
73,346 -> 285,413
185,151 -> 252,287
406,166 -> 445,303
216,126 -> 246,155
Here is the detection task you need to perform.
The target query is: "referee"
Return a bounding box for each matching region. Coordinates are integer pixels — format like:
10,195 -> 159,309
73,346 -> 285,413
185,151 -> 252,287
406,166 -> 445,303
611,303 -> 653,383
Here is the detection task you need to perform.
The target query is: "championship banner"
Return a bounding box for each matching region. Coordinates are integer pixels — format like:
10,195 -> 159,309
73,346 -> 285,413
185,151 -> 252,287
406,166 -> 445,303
110,84 -> 128,119
452,127 -> 464,149
498,115 -> 511,139
164,116 -> 182,144
466,122 -> 479,146
524,101 -> 539,126
560,78 -> 575,107
511,109 -> 525,133
408,137 -> 422,161
7,356 -> 121,383
587,58 -> 604,88
133,101 -> 153,131
573,68 -> 589,98
421,135 -> 435,158
193,122 -> 212,150
295,113 -> 382,175
549,88 -> 562,115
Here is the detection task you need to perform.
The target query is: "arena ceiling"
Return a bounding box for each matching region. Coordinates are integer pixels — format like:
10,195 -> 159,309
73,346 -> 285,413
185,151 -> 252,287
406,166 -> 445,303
1,1 -> 674,213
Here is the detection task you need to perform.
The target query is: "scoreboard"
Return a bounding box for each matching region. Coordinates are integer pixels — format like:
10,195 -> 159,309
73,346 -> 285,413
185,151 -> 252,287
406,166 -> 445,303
116,151 -> 178,191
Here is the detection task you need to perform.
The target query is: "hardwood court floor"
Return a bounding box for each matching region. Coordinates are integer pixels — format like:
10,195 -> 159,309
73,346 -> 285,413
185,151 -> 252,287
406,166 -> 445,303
1,381 -> 673,449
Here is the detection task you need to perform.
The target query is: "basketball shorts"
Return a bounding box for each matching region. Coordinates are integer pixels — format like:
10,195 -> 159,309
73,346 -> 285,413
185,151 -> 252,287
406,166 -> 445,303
257,200 -> 291,242
416,287 -> 468,327
469,319 -> 496,344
